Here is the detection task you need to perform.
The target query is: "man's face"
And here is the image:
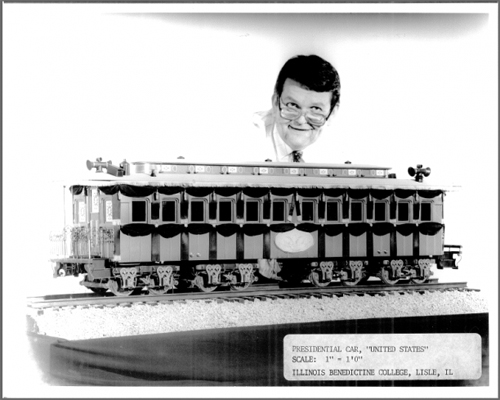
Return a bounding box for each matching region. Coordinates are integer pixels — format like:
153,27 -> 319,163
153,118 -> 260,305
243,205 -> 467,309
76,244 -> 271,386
273,78 -> 332,151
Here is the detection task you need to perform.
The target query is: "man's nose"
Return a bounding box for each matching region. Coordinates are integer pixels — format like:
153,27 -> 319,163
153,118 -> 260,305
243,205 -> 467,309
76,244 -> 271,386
295,113 -> 308,125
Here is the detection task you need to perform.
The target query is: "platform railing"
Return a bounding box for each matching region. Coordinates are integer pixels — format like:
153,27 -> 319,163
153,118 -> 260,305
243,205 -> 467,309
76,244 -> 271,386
50,226 -> 114,259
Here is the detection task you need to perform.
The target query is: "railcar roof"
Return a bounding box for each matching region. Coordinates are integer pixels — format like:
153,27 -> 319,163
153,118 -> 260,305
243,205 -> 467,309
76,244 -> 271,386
63,159 -> 459,191
133,160 -> 393,169
69,171 -> 457,191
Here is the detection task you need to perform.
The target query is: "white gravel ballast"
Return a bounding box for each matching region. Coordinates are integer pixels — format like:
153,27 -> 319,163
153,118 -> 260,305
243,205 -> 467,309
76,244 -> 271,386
28,289 -> 488,341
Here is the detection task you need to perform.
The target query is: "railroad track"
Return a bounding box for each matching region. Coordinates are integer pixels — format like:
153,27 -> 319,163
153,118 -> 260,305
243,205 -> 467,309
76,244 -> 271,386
27,281 -> 474,310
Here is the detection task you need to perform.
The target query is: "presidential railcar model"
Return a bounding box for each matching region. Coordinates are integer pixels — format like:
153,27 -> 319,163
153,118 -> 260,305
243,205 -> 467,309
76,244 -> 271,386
50,159 -> 461,296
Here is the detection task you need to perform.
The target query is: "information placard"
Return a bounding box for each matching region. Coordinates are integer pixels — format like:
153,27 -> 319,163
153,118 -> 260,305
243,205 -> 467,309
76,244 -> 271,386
284,334 -> 481,381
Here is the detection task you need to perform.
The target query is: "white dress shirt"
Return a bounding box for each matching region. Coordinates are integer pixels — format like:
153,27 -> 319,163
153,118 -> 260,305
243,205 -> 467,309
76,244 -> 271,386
252,109 -> 307,163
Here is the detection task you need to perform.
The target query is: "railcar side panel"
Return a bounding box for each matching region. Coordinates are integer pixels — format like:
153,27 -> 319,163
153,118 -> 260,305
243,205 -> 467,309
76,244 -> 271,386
349,232 -> 367,257
419,228 -> 444,256
217,233 -> 237,260
120,202 -> 131,224
417,193 -> 444,256
159,235 -> 182,262
434,204 -> 443,223
396,232 -> 414,256
324,232 -> 343,258
244,234 -> 264,259
120,233 -> 152,262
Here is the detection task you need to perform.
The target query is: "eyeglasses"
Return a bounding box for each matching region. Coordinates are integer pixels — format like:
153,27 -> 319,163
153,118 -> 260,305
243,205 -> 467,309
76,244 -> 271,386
278,98 -> 329,127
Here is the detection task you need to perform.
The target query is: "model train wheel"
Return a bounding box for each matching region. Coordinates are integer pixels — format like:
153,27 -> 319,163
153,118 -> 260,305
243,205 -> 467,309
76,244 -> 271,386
148,286 -> 172,295
357,276 -> 370,285
149,267 -> 177,295
340,275 -> 363,287
410,277 -> 428,284
378,268 -> 399,285
108,280 -> 134,297
230,281 -> 252,291
340,262 -> 365,287
89,287 -> 108,296
309,270 -> 331,288
194,274 -> 217,293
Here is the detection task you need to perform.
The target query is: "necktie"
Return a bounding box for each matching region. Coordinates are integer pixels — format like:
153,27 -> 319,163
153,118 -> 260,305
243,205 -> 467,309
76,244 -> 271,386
292,150 -> 304,163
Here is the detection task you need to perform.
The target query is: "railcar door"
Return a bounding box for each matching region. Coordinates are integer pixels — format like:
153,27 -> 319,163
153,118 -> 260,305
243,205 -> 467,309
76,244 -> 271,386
88,188 -> 101,256
395,197 -> 415,257
188,231 -> 210,261
99,192 -> 119,259
119,197 -> 153,262
373,233 -> 390,257
215,196 -> 238,260
417,197 -> 444,257
372,223 -> 392,258
187,196 -> 211,262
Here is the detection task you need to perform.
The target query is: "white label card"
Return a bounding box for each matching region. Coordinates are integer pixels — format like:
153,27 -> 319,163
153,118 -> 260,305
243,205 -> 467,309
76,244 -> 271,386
78,201 -> 86,223
284,334 -> 481,381
105,200 -> 113,222
91,189 -> 99,213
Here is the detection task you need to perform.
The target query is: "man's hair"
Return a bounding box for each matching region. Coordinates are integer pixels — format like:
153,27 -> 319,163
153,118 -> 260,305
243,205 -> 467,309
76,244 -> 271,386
274,54 -> 341,115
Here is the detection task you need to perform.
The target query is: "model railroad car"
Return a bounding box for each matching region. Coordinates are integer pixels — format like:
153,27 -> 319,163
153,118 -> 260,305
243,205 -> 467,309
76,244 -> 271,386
50,158 -> 461,296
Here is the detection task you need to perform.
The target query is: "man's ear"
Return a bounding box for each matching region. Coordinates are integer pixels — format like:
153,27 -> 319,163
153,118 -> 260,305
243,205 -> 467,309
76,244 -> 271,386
271,93 -> 279,109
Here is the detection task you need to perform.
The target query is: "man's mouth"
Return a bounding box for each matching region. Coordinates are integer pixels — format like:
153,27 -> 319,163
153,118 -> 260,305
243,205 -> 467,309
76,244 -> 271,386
288,125 -> 312,132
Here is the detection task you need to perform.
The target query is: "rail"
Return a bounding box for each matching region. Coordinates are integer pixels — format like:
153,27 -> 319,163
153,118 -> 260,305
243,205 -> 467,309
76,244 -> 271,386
27,281 -> 472,310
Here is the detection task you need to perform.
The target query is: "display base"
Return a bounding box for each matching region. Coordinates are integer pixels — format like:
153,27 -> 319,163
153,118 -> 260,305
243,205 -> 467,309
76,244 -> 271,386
28,313 -> 488,386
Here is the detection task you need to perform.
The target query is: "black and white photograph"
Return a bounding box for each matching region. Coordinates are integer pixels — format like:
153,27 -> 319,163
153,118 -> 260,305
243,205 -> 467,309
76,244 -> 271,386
2,2 -> 498,397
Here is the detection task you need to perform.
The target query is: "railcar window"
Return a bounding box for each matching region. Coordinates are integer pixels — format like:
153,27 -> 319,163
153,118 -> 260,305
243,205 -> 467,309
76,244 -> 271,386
301,201 -> 315,222
351,201 -> 363,222
398,202 -> 410,222
374,202 -> 387,221
326,201 -> 340,222
190,200 -> 205,222
132,201 -> 147,222
245,201 -> 260,222
219,200 -> 233,222
272,201 -> 286,222
162,200 -> 177,222
421,203 -> 432,221
151,202 -> 160,220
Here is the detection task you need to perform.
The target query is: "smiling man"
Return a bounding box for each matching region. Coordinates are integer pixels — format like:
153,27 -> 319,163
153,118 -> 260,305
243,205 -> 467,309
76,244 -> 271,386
254,54 -> 341,163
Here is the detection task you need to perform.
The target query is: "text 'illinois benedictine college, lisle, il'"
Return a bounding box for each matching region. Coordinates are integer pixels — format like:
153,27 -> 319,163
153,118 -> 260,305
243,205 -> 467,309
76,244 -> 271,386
283,333 -> 481,381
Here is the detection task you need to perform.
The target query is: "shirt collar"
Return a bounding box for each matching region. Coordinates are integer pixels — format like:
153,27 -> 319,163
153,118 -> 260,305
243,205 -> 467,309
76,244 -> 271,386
254,109 -> 306,163
272,128 -> 296,162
